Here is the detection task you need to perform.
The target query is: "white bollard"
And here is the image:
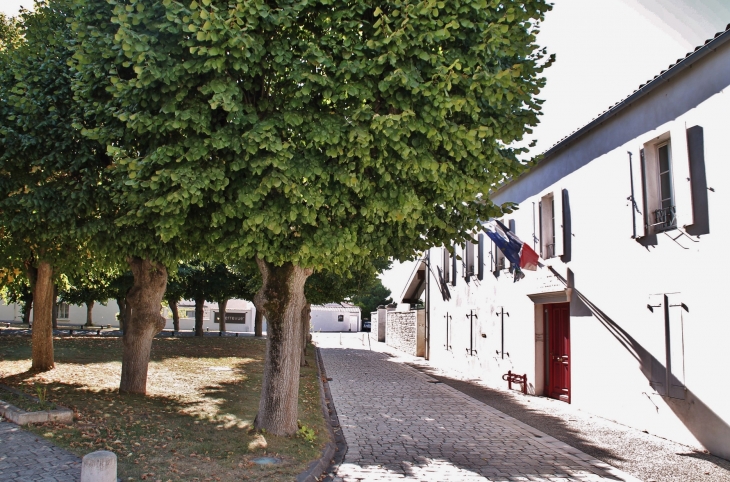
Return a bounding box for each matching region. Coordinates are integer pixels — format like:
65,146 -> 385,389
81,450 -> 117,482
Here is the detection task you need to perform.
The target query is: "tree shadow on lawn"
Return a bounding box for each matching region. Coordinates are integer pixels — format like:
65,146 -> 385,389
0,335 -> 268,366
0,339 -> 327,482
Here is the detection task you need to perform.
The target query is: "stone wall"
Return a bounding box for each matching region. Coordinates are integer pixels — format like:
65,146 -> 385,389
386,310 -> 417,356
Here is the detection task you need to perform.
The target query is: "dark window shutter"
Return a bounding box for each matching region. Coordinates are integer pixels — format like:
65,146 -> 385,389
451,243 -> 457,286
637,148 -> 658,247
685,126 -> 710,236
538,201 -> 543,257
640,148 -> 649,231
508,220 -> 516,269
492,241 -> 500,278
477,234 -> 484,280
561,189 -> 572,263
443,247 -> 450,282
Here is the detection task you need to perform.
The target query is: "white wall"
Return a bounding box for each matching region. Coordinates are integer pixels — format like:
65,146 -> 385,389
417,38 -> 730,459
0,298 -> 261,333
310,309 -> 361,332
0,300 -> 120,326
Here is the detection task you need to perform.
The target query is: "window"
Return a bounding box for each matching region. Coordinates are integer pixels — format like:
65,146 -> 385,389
58,303 -> 69,319
477,233 -> 485,280
464,239 -> 475,280
442,246 -> 450,283
539,192 -> 564,259
451,243 -> 457,286
641,135 -> 677,236
539,195 -> 555,258
337,315 -> 344,322
492,220 -> 506,276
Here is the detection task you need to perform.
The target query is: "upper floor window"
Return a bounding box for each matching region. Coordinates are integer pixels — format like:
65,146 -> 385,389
442,246 -> 450,284
539,194 -> 557,259
641,135 -> 676,235
464,239 -> 475,280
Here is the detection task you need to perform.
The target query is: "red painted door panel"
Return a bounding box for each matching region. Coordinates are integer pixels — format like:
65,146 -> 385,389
546,303 -> 570,403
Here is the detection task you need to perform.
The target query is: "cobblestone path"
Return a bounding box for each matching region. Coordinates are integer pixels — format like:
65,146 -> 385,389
317,336 -> 641,482
0,421 -> 81,481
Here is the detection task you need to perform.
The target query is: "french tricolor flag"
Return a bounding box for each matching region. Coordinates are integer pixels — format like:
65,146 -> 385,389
482,219 -> 540,276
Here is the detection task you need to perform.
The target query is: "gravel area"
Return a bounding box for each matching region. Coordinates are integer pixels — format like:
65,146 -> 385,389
406,362 -> 730,482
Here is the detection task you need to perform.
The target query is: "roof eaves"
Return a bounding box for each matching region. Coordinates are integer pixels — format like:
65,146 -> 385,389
493,23 -> 730,197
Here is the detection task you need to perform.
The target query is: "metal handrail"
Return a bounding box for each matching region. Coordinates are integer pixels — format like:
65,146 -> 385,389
648,205 -> 677,230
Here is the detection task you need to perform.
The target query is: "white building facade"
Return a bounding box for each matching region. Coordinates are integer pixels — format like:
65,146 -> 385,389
0,298 -> 259,333
310,303 -> 362,332
398,26 -> 730,459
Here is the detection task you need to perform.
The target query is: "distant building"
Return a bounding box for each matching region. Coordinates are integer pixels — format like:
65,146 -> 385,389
310,303 -> 362,332
0,298 -> 259,333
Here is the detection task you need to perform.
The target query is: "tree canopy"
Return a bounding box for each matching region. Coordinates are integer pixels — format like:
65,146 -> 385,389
70,0 -> 552,271
352,279 -> 393,318
0,0 -> 114,370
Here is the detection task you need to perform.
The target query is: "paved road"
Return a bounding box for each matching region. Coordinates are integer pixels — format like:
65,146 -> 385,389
316,333 -> 640,482
0,421 -> 81,482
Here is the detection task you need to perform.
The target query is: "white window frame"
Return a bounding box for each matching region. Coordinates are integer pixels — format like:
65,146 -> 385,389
58,303 -> 70,320
464,238 -> 475,280
539,193 -> 563,259
642,133 -> 677,235
442,246 -> 450,283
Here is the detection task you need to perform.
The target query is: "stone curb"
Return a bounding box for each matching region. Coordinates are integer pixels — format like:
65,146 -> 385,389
0,384 -> 73,425
296,347 -> 347,482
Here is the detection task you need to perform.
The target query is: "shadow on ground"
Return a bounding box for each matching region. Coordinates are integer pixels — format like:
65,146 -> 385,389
405,361 -> 730,480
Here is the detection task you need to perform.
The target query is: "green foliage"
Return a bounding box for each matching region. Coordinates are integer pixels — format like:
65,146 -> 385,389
352,279 -> 393,318
0,0 -> 110,273
304,257 -> 391,306
60,271 -> 115,307
108,271 -> 135,301
297,421 -> 316,444
164,266 -> 187,305
0,12 -> 21,52
175,260 -> 256,303
70,0 -> 553,272
0,275 -> 33,316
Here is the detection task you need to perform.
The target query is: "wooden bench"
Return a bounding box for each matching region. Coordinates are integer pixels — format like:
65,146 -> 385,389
66,326 -> 103,336
502,370 -> 528,395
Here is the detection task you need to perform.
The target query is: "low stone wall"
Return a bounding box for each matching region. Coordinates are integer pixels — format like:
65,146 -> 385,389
386,311 -> 417,356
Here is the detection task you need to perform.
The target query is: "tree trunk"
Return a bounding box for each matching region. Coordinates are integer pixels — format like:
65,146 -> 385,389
119,257 -> 167,395
28,261 -> 55,371
52,285 -> 58,329
85,301 -> 94,327
254,259 -> 312,436
116,297 -> 126,332
254,307 -> 263,337
22,296 -> 32,325
218,299 -> 228,333
194,296 -> 205,337
170,300 -> 180,331
300,300 -> 311,367
123,292 -> 132,335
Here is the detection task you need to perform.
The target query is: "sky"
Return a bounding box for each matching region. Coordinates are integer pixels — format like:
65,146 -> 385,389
0,0 -> 26,16
1,0 -> 727,302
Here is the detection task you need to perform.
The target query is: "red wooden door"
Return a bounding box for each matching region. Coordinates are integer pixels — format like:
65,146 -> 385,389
546,303 -> 571,403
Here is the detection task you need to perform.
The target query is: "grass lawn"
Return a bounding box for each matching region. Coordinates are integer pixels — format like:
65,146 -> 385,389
0,335 -> 328,481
